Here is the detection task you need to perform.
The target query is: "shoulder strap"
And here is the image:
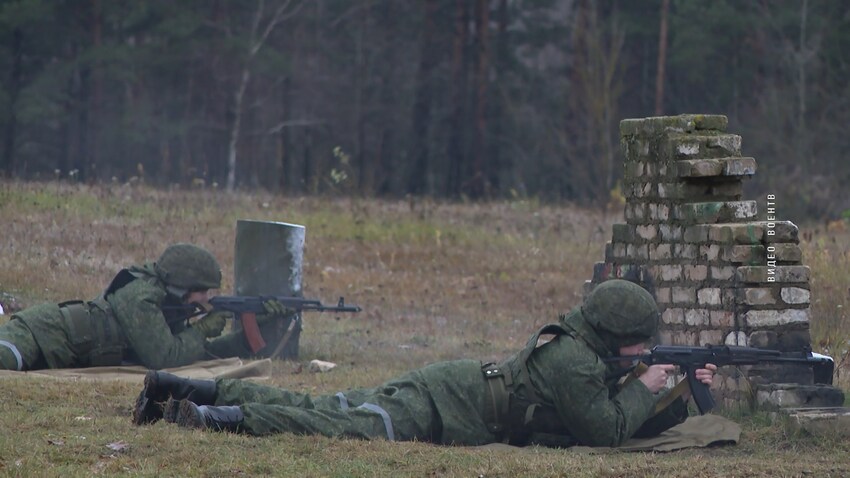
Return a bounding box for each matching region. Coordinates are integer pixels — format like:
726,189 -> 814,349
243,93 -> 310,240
103,269 -> 138,297
511,321 -> 572,404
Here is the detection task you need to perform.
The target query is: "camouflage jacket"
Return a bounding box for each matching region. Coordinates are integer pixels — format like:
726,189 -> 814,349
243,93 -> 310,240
13,264 -> 209,369
502,307 -> 688,447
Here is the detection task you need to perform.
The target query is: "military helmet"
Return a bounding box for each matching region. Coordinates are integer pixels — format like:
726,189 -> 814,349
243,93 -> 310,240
154,243 -> 222,295
582,279 -> 658,350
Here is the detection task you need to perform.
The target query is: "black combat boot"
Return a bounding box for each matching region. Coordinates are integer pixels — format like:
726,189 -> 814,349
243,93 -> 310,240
132,370 -> 217,425
162,397 -> 182,423
175,399 -> 244,433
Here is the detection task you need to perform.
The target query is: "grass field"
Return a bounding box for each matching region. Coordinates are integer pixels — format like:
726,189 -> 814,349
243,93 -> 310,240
0,181 -> 848,477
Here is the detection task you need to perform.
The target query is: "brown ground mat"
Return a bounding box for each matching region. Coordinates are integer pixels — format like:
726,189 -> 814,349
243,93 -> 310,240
0,357 -> 272,382
478,414 -> 741,453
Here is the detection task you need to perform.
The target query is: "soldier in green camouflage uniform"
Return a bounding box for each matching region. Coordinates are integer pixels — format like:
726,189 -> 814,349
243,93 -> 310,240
133,280 -> 716,447
0,243 -> 287,371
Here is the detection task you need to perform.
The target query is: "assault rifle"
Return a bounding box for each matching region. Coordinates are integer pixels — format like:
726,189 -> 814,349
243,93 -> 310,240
612,345 -> 835,414
176,296 -> 361,353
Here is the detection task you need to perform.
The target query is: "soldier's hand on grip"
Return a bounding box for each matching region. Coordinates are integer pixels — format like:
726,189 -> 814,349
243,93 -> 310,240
638,364 -> 675,393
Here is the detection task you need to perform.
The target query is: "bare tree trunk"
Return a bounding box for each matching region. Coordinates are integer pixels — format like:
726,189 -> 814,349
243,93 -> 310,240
226,68 -> 251,191
225,0 -> 304,192
178,70 -> 196,183
354,6 -> 367,194
796,0 -> 808,167
408,0 -> 439,196
88,0 -> 103,182
371,2 -> 400,196
375,2 -> 397,197
654,0 -> 669,116
568,0 -> 624,203
488,0 -> 508,194
62,35 -> 85,179
1,28 -> 22,177
276,76 -> 292,193
447,0 -> 470,197
468,0 -> 490,198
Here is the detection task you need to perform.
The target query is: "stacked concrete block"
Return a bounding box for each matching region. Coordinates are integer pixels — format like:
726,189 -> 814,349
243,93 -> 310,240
586,114 -> 820,405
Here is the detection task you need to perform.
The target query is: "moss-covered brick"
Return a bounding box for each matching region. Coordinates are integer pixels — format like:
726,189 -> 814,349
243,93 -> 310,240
619,114 -> 728,136
659,224 -> 683,241
611,223 -> 635,243
675,243 -> 699,259
710,266 -> 736,280
780,287 -> 810,305
758,221 -> 799,244
647,203 -> 671,221
769,243 -> 803,262
626,243 -> 649,260
676,158 -> 756,178
607,242 -> 627,261
683,225 -> 710,242
624,203 -> 647,224
744,309 -> 810,327
723,245 -> 766,265
736,265 -> 810,284
620,136 -> 653,162
665,134 -> 742,160
708,223 -> 765,244
624,161 -> 646,180
740,288 -> 776,305
673,201 -> 757,224
649,243 -> 673,260
658,180 -> 743,200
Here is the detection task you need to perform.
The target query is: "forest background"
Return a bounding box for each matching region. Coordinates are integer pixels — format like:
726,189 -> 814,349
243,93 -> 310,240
1,0 -> 848,219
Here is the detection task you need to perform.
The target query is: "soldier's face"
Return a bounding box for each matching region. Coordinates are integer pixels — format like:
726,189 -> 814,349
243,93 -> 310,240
618,342 -> 647,368
185,289 -> 211,305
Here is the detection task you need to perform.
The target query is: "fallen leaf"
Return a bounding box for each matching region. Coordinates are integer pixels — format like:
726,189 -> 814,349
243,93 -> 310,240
105,441 -> 129,452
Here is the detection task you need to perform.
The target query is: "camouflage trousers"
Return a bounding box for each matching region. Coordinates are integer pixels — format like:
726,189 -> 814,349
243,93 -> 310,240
0,317 -> 41,370
214,359 -> 496,444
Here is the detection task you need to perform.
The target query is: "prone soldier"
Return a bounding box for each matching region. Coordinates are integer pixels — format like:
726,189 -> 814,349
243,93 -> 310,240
0,243 -> 291,372
132,279 -> 717,447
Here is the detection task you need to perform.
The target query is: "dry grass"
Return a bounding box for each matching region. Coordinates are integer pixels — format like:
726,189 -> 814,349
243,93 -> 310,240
802,228 -> 850,390
0,180 -> 848,477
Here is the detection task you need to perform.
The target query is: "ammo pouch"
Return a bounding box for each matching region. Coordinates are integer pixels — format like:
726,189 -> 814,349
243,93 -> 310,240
482,361 -> 575,447
58,300 -> 125,367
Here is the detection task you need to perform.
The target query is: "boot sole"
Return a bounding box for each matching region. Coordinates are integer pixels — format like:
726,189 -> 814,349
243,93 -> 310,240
163,397 -> 181,423
131,371 -> 163,426
176,400 -> 207,429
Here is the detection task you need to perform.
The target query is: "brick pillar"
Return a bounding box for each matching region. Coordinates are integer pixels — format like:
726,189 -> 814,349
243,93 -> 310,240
585,114 -> 818,406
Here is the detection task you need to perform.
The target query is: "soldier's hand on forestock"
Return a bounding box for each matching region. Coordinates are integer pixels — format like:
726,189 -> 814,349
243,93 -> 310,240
263,299 -> 295,319
194,310 -> 230,338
